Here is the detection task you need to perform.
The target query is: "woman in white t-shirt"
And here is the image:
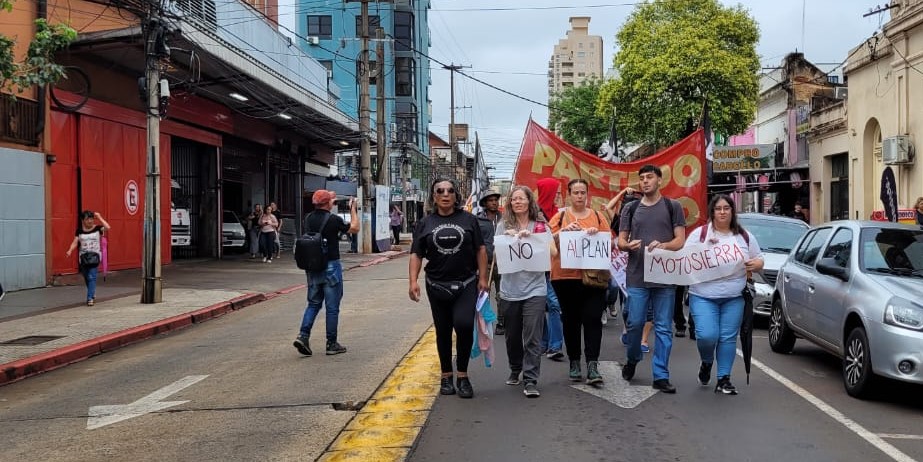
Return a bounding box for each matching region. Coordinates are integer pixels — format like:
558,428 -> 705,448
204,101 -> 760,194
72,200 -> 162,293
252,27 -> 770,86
688,194 -> 763,395
65,210 -> 111,306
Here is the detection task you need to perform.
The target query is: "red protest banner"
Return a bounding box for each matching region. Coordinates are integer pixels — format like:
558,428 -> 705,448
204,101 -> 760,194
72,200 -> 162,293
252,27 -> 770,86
513,119 -> 708,230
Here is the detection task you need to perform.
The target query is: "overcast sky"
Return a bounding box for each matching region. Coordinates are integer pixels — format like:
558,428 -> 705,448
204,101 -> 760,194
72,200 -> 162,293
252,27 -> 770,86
427,0 -> 886,179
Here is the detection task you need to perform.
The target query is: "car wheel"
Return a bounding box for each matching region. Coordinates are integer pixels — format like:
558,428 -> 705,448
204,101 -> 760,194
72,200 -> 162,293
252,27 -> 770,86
768,298 -> 796,353
843,326 -> 878,399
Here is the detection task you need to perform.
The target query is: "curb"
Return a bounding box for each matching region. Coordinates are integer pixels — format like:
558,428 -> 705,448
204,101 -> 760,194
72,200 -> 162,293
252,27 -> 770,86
0,292 -> 268,387
0,251 -> 409,388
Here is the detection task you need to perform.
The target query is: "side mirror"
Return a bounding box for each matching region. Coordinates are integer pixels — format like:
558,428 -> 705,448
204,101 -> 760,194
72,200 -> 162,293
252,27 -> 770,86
816,257 -> 849,281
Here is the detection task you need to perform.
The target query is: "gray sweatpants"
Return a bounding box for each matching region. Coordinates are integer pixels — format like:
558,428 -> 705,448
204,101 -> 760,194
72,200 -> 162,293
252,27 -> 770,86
504,295 -> 546,385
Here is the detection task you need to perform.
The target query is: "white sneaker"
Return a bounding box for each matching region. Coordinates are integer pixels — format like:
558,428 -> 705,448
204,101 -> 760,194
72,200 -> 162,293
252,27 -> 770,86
262,257 -> 268,263
601,310 -> 608,325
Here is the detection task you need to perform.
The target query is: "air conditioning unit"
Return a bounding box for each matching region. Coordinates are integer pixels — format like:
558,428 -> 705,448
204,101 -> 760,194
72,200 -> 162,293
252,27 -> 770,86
307,36 -> 320,46
833,87 -> 848,99
882,135 -> 914,164
326,69 -> 333,79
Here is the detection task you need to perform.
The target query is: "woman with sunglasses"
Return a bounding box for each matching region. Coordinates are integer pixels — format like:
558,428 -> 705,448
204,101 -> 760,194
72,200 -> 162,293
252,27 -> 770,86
409,179 -> 489,399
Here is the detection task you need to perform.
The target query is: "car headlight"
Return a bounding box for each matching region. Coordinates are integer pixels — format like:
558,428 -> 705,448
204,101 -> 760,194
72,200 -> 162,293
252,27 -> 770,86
884,297 -> 923,331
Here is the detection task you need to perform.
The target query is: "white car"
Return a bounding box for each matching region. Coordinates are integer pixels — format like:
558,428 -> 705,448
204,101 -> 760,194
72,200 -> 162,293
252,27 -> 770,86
222,210 -> 247,250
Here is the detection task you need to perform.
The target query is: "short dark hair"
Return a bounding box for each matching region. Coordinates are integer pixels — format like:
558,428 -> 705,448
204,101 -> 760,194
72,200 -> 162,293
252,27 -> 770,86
567,178 -> 589,192
639,164 -> 662,177
80,210 -> 94,220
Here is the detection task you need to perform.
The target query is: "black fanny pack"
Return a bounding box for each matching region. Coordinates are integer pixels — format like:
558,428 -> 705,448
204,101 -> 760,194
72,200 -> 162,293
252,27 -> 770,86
425,275 -> 477,303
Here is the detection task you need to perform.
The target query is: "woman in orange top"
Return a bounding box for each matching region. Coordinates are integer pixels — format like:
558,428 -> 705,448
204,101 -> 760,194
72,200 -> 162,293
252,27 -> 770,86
549,178 -> 610,386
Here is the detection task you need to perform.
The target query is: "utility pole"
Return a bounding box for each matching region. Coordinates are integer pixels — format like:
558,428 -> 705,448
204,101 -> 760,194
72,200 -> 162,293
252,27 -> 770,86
357,0 -> 373,254
141,4 -> 163,303
375,27 -> 388,190
444,64 -> 462,182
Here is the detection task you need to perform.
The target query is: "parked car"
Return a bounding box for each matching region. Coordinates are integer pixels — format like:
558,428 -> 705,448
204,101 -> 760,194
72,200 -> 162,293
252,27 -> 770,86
222,210 -> 247,251
738,213 -> 811,316
769,220 -> 923,398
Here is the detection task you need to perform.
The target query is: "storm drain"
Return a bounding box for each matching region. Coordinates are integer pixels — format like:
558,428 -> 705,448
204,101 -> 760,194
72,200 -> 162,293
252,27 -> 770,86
332,400 -> 366,411
0,335 -> 65,346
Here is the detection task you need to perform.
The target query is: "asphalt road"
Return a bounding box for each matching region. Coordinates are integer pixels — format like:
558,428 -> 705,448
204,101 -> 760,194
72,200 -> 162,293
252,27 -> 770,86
0,259 -> 429,462
409,313 -> 923,462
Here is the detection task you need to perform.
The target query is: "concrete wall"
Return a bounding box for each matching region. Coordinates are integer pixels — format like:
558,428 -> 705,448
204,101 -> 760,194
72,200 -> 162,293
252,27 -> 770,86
0,148 -> 46,291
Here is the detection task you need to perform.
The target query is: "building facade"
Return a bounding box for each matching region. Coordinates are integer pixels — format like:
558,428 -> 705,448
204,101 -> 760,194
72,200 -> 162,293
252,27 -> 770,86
295,0 -> 432,178
0,0 -> 359,290
547,16 -> 604,99
843,0 -> 923,222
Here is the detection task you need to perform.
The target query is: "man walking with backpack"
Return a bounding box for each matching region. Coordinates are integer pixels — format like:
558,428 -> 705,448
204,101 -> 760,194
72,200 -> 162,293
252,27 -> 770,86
293,190 -> 358,356
617,164 -> 687,393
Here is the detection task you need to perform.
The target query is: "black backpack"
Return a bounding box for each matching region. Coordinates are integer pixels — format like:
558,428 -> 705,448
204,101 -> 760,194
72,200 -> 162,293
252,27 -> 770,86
295,212 -> 332,272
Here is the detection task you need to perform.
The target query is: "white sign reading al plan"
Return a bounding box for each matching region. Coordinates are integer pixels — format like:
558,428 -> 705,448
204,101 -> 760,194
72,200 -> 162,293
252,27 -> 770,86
559,231 -> 612,270
494,233 -> 552,274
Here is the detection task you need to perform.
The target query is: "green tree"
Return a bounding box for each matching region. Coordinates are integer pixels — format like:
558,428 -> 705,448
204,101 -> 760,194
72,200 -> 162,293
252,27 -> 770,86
548,77 -> 610,153
598,0 -> 760,147
0,0 -> 76,94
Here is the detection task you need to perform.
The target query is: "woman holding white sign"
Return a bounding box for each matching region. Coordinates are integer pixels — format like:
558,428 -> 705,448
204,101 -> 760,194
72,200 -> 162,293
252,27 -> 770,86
549,179 -> 610,386
688,194 -> 763,395
496,186 -> 554,398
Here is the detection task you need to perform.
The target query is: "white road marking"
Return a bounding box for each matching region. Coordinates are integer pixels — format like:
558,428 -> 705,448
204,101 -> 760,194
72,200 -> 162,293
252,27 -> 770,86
87,375 -> 209,430
879,434 -> 923,441
741,351 -> 917,462
571,361 -> 658,409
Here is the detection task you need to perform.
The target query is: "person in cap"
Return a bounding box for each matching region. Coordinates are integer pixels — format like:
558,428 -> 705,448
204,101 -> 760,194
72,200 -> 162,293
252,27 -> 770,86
293,190 -> 359,357
477,188 -> 505,334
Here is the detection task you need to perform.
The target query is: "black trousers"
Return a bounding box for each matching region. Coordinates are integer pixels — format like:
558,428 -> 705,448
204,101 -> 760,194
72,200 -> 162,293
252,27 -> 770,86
427,281 -> 477,374
551,279 -> 606,362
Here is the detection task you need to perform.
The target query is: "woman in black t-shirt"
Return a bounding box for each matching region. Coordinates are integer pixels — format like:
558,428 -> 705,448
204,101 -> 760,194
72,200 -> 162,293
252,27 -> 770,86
65,210 -> 111,306
409,178 -> 488,399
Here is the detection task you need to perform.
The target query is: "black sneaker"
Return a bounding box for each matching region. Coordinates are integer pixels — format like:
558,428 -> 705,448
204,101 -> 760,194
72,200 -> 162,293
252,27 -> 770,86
715,375 -> 738,395
568,360 -> 582,382
546,350 -> 565,361
293,337 -> 312,356
440,376 -> 456,395
698,361 -> 713,386
621,361 -> 637,381
652,379 -> 677,394
586,361 -> 603,385
675,327 -> 686,338
689,329 -> 697,340
325,341 -> 347,355
456,377 -> 474,399
505,371 -> 521,386
495,323 -> 506,336
523,382 -> 540,398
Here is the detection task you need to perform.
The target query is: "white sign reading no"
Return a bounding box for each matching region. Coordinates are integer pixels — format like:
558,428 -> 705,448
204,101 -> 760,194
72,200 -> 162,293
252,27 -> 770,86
494,233 -> 553,274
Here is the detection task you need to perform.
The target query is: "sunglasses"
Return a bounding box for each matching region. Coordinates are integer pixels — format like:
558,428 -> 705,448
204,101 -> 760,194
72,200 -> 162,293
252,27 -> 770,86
435,188 -> 455,195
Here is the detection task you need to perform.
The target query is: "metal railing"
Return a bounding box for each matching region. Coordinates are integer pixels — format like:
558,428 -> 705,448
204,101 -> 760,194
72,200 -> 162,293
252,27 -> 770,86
0,96 -> 40,146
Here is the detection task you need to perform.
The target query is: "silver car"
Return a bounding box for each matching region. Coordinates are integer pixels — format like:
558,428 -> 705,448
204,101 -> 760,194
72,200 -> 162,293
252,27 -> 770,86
769,220 -> 923,398
737,213 -> 811,316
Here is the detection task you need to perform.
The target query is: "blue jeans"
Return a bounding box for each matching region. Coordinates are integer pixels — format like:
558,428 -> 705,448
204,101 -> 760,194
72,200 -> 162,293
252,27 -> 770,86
689,294 -> 744,378
626,286 -> 676,380
81,265 -> 98,301
299,260 -> 344,343
541,275 -> 563,352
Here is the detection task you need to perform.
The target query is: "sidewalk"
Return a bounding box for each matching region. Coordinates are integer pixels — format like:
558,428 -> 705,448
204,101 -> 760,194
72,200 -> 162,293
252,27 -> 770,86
0,242 -> 407,386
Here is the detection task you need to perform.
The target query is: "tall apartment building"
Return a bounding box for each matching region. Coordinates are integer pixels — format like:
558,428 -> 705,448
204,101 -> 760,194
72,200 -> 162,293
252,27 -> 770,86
548,17 -> 604,98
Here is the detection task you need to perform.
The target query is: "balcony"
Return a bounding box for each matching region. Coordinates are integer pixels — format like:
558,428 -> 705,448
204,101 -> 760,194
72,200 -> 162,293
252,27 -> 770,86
0,96 -> 40,147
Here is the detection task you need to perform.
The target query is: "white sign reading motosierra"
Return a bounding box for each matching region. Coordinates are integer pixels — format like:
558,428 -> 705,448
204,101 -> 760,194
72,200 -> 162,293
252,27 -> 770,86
644,235 -> 746,285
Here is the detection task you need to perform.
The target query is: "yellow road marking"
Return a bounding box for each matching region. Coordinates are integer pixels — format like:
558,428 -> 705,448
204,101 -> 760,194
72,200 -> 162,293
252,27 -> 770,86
319,328 -> 440,461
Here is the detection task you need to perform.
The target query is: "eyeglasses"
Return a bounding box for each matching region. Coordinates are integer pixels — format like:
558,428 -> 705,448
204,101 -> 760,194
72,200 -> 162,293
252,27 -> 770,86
435,188 -> 455,195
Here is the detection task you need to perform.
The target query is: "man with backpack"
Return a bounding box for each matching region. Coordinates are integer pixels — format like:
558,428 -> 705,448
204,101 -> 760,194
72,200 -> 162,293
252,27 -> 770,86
617,164 -> 687,393
293,190 -> 359,357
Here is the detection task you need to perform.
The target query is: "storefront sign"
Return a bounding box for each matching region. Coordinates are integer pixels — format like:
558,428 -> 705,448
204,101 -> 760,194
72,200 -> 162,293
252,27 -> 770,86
375,185 -> 390,241
870,209 -> 917,225
644,236 -> 746,285
559,231 -> 612,270
494,233 -> 553,274
712,144 -> 775,172
124,180 -> 139,215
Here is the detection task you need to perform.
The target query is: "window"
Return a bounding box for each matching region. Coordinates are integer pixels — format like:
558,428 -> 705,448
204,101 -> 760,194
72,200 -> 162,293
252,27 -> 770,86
307,15 -> 332,39
394,11 -> 414,52
830,154 -> 849,220
795,228 -> 831,266
395,57 -> 414,96
395,102 -> 418,144
577,51 -> 586,57
590,42 -> 595,49
319,60 -> 333,73
578,42 -> 584,48
355,15 -> 380,37
821,228 -> 853,269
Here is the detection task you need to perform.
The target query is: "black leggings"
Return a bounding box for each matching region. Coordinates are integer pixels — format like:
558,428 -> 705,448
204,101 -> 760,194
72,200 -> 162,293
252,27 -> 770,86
426,281 -> 477,374
552,279 -> 606,362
